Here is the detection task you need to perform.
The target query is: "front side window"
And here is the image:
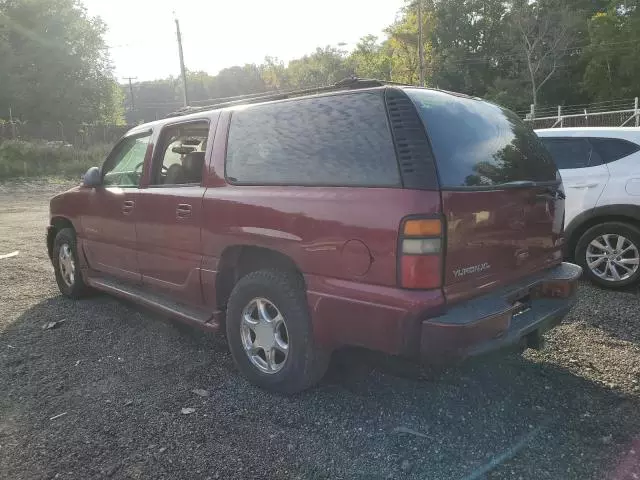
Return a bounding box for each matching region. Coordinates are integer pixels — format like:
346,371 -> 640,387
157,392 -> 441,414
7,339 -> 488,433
540,137 -> 602,170
102,134 -> 151,187
225,92 -> 400,187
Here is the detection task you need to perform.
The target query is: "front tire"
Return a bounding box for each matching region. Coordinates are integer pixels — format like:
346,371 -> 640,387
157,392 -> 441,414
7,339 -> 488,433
225,269 -> 330,394
575,222 -> 640,289
52,228 -> 90,298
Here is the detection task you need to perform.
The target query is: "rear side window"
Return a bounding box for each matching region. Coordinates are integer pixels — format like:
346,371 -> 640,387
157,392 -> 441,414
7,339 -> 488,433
540,137 -> 603,170
590,138 -> 640,163
225,92 -> 400,187
405,89 -> 557,187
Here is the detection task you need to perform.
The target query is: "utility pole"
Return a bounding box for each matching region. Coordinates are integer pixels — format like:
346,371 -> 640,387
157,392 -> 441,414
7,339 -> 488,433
123,77 -> 137,112
8,106 -> 15,139
417,0 -> 425,87
175,16 -> 189,107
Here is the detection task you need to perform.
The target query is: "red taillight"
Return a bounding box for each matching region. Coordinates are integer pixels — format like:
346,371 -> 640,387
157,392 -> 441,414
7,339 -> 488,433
399,217 -> 443,289
401,255 -> 442,289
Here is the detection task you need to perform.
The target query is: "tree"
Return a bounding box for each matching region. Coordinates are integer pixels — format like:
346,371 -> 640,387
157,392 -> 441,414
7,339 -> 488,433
386,5 -> 433,85
510,0 -> 579,109
262,56 -> 290,90
583,4 -> 640,101
286,46 -> 354,88
431,0 -> 511,96
348,35 -> 392,80
0,0 -> 122,124
208,64 -> 268,98
99,82 -> 125,125
387,0 -> 513,95
119,0 -> 639,124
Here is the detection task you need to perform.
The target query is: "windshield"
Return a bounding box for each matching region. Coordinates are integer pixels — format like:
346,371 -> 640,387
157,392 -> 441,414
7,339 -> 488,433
406,89 -> 558,188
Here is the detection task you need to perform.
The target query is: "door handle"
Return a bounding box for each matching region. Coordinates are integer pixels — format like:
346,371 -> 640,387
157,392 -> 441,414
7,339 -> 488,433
566,182 -> 598,189
122,200 -> 135,215
176,204 -> 192,219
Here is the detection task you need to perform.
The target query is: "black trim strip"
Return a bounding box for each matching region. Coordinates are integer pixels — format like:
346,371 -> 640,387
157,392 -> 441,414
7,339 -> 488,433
442,180 -> 562,192
384,88 -> 439,191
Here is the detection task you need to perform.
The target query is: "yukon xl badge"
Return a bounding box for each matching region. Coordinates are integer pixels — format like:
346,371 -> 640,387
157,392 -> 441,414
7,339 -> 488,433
453,262 -> 491,278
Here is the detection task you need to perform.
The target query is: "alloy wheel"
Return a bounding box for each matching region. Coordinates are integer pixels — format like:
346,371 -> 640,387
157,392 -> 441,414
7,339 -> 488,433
240,297 -> 289,374
586,234 -> 640,282
58,243 -> 76,287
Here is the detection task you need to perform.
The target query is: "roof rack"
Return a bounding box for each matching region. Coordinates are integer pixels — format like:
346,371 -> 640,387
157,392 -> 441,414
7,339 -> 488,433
165,77 -> 408,118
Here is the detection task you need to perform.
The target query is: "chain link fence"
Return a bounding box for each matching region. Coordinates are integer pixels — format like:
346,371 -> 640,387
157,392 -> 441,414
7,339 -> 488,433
524,98 -> 640,130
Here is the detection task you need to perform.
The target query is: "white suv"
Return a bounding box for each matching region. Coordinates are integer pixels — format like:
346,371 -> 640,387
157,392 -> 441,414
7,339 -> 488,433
536,127 -> 640,288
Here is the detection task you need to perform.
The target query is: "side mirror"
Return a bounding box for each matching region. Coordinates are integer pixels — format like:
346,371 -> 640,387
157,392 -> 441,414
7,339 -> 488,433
82,166 -> 102,187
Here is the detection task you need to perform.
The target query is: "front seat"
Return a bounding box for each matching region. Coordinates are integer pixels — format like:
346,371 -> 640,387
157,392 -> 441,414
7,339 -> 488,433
164,163 -> 186,184
182,152 -> 205,184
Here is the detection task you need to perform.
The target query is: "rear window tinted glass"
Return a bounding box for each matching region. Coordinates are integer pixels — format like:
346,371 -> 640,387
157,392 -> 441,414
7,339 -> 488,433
539,137 -> 602,170
590,138 -> 640,163
226,92 -> 400,187
406,89 -> 557,187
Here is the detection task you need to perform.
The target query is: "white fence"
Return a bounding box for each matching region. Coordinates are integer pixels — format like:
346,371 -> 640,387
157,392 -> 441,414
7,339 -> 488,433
524,97 -> 640,129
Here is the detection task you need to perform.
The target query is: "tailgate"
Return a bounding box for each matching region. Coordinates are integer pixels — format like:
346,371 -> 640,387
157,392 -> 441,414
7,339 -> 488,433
403,88 -> 564,304
441,187 -> 564,303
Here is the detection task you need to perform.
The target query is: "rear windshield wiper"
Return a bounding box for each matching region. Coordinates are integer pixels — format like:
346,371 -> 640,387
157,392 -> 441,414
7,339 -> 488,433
497,180 -> 536,188
497,180 -> 566,199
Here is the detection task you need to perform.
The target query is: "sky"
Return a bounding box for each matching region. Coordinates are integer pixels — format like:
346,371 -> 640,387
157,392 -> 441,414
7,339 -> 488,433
83,0 -> 405,82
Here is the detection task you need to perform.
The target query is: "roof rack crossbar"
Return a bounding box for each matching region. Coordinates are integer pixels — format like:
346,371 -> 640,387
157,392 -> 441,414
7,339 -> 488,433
165,77 -> 407,118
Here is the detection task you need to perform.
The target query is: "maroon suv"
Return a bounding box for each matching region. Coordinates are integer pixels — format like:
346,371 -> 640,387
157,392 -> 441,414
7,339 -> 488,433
47,80 -> 581,393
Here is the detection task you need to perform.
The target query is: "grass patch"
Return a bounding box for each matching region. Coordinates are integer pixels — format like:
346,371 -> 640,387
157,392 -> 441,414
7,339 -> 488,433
0,140 -> 110,180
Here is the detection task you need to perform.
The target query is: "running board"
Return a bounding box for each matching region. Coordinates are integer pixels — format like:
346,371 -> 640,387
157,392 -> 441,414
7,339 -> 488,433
87,277 -> 220,332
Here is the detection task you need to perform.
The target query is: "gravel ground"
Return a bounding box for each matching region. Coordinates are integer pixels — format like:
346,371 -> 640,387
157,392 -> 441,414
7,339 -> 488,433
1,180 -> 640,480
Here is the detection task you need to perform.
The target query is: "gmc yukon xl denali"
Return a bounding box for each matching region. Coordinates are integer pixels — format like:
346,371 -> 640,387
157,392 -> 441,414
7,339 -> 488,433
47,79 -> 582,393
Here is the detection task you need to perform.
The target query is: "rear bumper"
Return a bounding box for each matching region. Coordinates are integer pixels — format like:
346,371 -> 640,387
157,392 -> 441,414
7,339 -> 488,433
306,262 -> 581,359
420,262 -> 582,359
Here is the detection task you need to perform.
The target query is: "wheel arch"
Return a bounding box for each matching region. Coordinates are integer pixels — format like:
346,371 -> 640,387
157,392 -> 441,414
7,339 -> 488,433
215,245 -> 304,312
47,216 -> 75,260
565,204 -> 640,260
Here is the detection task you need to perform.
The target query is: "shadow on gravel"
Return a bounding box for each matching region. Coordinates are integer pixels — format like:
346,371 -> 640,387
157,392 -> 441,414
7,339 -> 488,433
1,295 -> 639,480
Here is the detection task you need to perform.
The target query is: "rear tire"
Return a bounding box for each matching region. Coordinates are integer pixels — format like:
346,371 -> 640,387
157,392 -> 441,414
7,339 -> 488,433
575,222 -> 640,289
225,269 -> 330,394
52,228 -> 91,299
